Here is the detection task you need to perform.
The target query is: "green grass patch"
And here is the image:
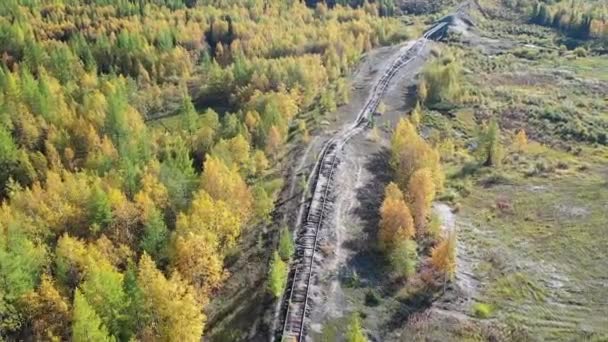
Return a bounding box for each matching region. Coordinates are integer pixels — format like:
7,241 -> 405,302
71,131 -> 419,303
489,272 -> 547,303
560,56 -> 608,82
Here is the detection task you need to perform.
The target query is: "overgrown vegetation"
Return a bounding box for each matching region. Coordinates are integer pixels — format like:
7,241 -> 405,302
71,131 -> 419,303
409,3 -> 608,338
418,50 -> 464,108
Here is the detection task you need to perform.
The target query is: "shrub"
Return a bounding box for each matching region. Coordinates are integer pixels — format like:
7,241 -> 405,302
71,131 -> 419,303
420,50 -> 463,106
428,213 -> 442,240
573,47 -> 587,57
278,226 -> 295,261
346,313 -> 367,342
476,119 -> 503,167
431,231 -> 457,280
390,240 -> 419,279
364,290 -> 381,307
343,270 -> 360,288
268,251 -> 287,298
473,302 -> 494,318
379,183 -> 415,249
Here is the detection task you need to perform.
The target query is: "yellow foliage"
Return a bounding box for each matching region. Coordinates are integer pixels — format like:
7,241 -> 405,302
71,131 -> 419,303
379,183 -> 415,250
407,168 -> 436,235
244,110 -> 260,131
138,254 -> 204,342
514,129 -> 528,152
93,235 -> 133,269
106,187 -> 127,209
106,198 -> 140,249
265,125 -> 283,159
200,155 -> 252,222
55,234 -> 107,287
417,78 -> 428,104
135,170 -> 169,218
0,2 -> 412,338
172,233 -> 224,300
176,190 -> 241,250
409,102 -> 422,128
391,118 -> 444,192
437,138 -> 455,161
210,135 -> 251,172
82,91 -> 107,128
252,150 -> 270,176
431,231 -> 457,280
391,117 -> 417,154
23,274 -> 71,341
8,171 -> 91,235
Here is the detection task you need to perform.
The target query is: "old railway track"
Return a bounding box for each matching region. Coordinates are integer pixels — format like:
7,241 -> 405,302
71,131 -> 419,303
276,21 -> 448,342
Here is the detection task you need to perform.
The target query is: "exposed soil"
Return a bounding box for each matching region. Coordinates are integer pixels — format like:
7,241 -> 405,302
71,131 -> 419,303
304,39 -> 437,340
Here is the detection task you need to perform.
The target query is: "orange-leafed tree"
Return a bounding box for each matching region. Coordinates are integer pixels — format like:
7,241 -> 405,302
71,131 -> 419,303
407,168 -> 436,236
390,118 -> 443,192
431,230 -> 457,281
378,182 -> 415,250
23,274 -> 71,341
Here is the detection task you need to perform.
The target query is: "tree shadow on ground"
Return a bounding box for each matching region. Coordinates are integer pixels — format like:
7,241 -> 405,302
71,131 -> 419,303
354,147 -> 392,239
342,147 -> 394,289
342,146 -> 439,337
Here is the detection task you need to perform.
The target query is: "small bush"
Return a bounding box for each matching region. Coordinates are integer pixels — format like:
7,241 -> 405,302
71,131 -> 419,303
390,240 -> 419,279
346,313 -> 367,342
278,226 -> 295,261
512,47 -> 540,60
437,189 -> 457,202
450,179 -> 473,198
478,171 -> 511,187
364,290 -> 381,307
573,47 -> 587,57
428,213 -> 443,240
473,302 -> 494,318
268,251 -> 288,298
343,270 -> 360,288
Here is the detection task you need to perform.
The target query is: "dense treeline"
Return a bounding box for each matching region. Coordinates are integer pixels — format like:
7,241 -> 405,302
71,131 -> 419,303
0,0 -> 406,340
305,0 -> 397,15
529,0 -> 607,41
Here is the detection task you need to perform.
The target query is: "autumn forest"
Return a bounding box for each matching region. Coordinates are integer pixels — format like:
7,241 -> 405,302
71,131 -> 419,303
0,0 -> 410,340
2,0 -> 607,340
